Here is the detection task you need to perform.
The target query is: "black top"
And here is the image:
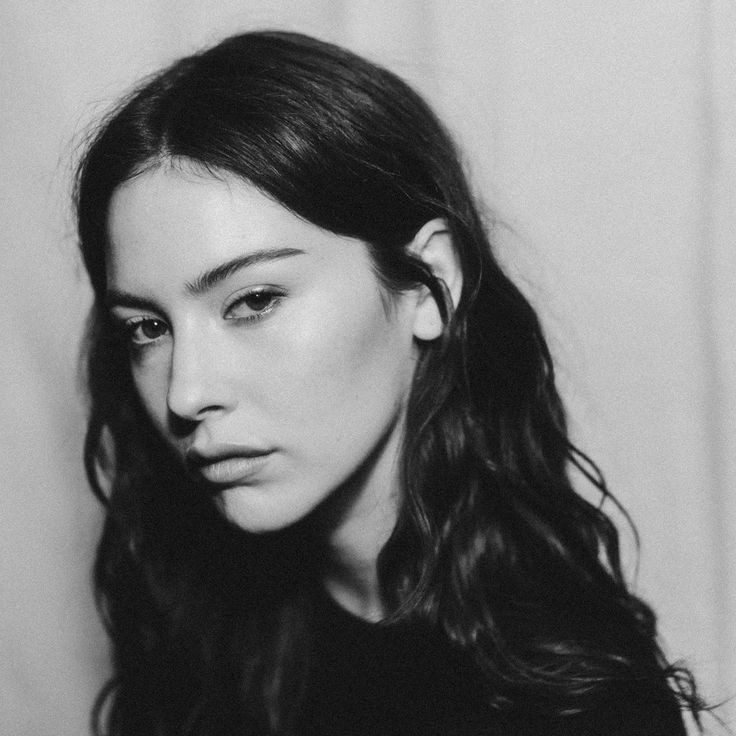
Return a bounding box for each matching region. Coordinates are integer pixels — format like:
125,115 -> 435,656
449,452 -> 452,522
299,592 -> 688,736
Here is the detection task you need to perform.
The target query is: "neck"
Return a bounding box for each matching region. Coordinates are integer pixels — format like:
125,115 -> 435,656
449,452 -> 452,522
321,490 -> 399,622
315,421 -> 404,622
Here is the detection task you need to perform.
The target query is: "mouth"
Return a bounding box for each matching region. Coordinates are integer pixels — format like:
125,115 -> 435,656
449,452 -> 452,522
187,447 -> 273,487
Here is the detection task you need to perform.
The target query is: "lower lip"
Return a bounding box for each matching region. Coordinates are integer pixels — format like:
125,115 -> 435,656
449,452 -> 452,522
197,453 -> 271,485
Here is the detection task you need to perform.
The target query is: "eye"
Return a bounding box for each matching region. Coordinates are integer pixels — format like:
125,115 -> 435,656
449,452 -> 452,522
124,317 -> 170,345
224,287 -> 285,322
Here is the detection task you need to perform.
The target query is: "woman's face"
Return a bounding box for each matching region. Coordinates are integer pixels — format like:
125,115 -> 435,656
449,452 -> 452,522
106,164 -> 421,537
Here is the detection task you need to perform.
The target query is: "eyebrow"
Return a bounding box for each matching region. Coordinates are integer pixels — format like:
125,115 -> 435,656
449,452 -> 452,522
106,247 -> 305,309
184,247 -> 305,295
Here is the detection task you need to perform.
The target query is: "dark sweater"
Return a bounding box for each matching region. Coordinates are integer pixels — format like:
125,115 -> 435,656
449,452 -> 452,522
299,592 -> 688,736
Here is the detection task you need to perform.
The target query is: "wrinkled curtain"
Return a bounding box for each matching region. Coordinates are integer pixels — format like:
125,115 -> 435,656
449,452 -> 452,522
1,2 -> 733,733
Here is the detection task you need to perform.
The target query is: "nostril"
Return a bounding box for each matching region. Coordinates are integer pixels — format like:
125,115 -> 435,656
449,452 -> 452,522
167,411 -> 200,439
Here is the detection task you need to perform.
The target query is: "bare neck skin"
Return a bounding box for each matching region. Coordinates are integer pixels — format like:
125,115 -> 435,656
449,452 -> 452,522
316,417 -> 404,622
321,488 -> 399,622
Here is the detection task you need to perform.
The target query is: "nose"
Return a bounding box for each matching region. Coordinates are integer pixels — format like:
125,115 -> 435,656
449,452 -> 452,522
166,330 -> 232,424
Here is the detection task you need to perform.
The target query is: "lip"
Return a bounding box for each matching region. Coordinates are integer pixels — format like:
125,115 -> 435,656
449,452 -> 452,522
197,454 -> 270,485
187,445 -> 272,486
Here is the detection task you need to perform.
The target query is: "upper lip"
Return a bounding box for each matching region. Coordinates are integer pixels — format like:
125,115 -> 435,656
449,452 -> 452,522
186,443 -> 272,468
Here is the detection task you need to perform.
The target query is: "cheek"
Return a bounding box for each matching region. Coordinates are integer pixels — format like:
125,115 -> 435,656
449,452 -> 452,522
260,295 -> 415,431
131,357 -> 171,432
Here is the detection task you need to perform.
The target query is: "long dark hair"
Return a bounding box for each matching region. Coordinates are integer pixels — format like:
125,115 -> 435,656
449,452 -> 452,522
75,30 -> 703,735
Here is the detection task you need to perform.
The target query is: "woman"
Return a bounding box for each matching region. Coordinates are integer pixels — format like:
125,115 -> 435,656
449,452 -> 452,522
76,30 -> 703,735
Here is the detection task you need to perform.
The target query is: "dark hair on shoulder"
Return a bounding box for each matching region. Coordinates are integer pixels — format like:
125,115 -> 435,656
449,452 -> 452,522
75,29 -> 704,735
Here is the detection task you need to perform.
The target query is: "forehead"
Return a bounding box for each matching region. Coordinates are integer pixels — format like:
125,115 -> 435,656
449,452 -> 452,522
106,165 -> 372,292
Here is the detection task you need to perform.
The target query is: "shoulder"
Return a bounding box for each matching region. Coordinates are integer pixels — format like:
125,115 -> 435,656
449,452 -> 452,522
502,685 -> 688,736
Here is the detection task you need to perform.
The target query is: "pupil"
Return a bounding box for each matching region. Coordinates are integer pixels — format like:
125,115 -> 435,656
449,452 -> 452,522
245,292 -> 271,311
141,320 -> 164,339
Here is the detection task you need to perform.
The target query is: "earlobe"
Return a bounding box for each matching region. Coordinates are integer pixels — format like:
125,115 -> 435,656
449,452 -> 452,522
409,218 -> 463,341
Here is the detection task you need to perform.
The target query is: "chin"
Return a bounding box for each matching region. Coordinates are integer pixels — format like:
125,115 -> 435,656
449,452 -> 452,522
215,485 -> 311,535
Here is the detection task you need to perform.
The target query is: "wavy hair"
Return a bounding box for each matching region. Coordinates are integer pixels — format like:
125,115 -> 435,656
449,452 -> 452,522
75,30 -> 703,735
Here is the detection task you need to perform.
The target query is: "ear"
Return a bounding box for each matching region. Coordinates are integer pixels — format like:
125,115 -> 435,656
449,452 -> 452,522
408,218 -> 463,341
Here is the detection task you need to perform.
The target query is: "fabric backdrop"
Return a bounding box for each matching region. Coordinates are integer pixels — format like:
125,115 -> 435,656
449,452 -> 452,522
1,2 -> 734,734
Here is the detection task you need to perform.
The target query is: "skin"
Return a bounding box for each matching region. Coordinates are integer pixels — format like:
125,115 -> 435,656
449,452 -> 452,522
106,161 -> 438,619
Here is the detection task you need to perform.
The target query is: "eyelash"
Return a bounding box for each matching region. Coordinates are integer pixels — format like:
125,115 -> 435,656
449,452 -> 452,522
223,287 -> 285,322
120,316 -> 170,348
114,287 -> 285,350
